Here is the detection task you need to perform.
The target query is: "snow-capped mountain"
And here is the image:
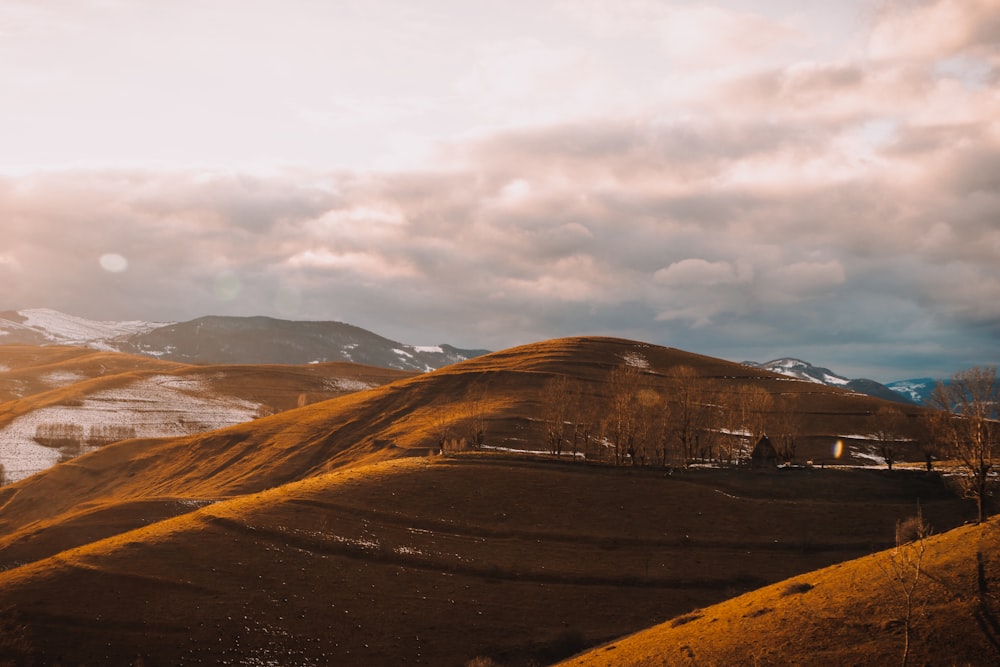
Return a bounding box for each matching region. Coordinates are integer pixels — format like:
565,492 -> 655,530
744,357 -> 914,404
885,378 -> 940,406
0,309 -> 488,372
0,308 -> 169,348
749,358 -> 850,386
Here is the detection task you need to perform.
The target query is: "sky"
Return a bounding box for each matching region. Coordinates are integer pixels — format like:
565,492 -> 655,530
1,0 -> 998,382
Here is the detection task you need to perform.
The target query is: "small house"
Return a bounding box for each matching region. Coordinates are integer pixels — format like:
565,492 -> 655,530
751,435 -> 778,468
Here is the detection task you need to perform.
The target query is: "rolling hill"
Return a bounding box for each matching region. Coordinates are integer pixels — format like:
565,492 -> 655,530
0,344 -> 414,482
0,336 -> 974,666
557,516 -> 1000,666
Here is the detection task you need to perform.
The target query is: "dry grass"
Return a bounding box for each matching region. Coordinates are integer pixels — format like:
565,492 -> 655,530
0,456 -> 972,666
0,336 -> 978,665
0,345 -> 413,429
557,519 -> 1000,666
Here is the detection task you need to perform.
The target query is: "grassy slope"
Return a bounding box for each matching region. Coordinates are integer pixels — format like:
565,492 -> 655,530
0,456 -> 971,666
558,517 -> 1000,667
0,337 -> 935,567
0,345 -> 186,405
0,345 -> 414,428
0,336 -> 969,665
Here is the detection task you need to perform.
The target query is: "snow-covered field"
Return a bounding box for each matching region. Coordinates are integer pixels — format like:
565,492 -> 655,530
41,370 -> 87,387
0,374 -> 261,483
18,308 -> 168,345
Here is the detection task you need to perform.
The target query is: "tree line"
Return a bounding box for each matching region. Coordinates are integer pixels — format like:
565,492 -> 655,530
33,422 -> 138,449
539,364 -> 800,468
445,361 -> 997,524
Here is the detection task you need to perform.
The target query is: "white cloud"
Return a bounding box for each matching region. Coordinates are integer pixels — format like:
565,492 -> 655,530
654,259 -> 748,286
284,249 -> 417,280
867,0 -> 1000,61
0,1 -> 997,379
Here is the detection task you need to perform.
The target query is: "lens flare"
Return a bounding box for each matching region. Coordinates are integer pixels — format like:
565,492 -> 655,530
99,253 -> 128,273
214,271 -> 241,301
833,439 -> 844,459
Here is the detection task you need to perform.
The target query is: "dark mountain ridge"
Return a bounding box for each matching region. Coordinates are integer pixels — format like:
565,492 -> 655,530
118,314 -> 489,369
0,309 -> 489,371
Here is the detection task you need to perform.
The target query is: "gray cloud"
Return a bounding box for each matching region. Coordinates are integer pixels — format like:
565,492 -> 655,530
1,0 -> 998,382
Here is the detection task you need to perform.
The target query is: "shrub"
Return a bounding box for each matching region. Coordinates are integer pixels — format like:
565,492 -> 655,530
896,513 -> 932,545
781,581 -> 814,596
33,422 -> 84,448
86,424 -> 137,446
744,607 -> 773,618
670,611 -> 703,627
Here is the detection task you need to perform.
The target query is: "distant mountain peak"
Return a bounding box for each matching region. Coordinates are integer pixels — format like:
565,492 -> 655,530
744,357 -> 913,404
745,357 -> 851,387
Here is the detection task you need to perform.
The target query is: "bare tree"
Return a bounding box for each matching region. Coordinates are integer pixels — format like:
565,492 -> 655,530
33,422 -> 85,448
769,396 -> 801,465
539,375 -> 598,461
875,506 -> 931,667
566,379 -> 596,461
916,413 -> 941,472
718,384 -> 772,465
430,406 -> 453,455
928,366 -> 999,523
602,365 -> 643,465
541,375 -> 572,458
630,387 -> 663,466
464,382 -> 490,450
664,365 -> 712,465
870,406 -> 907,471
651,394 -> 674,467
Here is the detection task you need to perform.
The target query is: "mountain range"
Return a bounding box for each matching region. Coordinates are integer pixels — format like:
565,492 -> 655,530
744,357 -> 936,405
2,309 -> 944,403
0,308 -> 489,371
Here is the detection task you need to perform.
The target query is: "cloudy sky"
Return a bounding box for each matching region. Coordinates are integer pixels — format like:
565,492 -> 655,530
1,0 -> 998,381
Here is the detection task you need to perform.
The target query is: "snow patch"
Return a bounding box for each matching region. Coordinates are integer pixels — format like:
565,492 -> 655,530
324,378 -> 375,392
0,374 -> 261,482
18,308 -> 168,344
413,345 -> 443,354
41,370 -> 87,387
622,351 -> 650,369
848,446 -> 885,465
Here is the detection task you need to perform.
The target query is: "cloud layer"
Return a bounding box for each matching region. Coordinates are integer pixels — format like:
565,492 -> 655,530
1,0 -> 998,381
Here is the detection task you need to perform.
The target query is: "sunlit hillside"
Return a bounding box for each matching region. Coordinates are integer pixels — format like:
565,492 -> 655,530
0,336 -> 976,665
558,517 -> 1000,666
0,456 -> 972,666
0,345 -> 185,403
0,345 -> 414,482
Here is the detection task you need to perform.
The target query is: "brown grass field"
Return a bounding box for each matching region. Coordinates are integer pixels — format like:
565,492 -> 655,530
0,337 -> 987,665
557,514 -> 1000,667
0,344 -> 415,421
